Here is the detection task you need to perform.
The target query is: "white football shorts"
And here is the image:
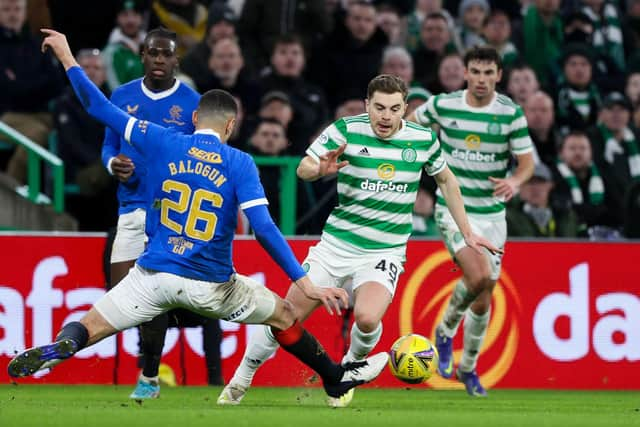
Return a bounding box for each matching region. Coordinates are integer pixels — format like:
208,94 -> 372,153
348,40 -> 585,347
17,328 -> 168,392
434,205 -> 506,281
110,208 -> 148,263
94,265 -> 277,330
301,240 -> 405,297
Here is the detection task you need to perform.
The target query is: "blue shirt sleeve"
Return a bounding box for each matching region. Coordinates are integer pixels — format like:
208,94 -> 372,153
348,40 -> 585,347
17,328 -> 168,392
235,153 -> 305,281
244,204 -> 306,282
66,66 -> 170,158
235,153 -> 268,209
100,91 -> 121,169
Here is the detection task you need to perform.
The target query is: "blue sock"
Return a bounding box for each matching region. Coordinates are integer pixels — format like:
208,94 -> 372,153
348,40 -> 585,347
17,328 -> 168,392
55,321 -> 89,352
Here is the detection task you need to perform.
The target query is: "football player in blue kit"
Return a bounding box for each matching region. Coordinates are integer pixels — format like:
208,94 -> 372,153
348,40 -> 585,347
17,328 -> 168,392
102,27 -> 222,399
7,30 -> 388,399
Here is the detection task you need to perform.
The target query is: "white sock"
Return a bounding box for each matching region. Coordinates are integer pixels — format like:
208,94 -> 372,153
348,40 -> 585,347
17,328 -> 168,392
459,308 -> 491,373
438,279 -> 475,338
344,322 -> 382,363
229,325 -> 279,388
140,374 -> 158,385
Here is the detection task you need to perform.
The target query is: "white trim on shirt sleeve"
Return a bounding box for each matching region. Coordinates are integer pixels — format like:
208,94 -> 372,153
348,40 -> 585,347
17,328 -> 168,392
240,198 -> 269,210
106,157 -> 115,175
124,118 -> 136,144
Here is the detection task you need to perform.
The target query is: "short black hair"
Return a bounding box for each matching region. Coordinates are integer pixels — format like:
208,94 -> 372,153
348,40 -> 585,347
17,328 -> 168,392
256,117 -> 286,131
271,33 -> 303,55
424,12 -> 449,24
560,129 -> 591,150
463,45 -> 503,71
198,89 -> 238,122
143,27 -> 177,47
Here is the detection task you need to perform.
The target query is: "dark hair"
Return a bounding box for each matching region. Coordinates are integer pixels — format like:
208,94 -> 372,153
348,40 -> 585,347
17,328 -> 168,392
271,33 -> 303,55
424,12 -> 449,24
463,45 -> 503,70
367,74 -> 408,101
198,89 -> 238,121
256,117 -> 285,130
483,8 -> 509,27
561,129 -> 590,147
143,27 -> 177,47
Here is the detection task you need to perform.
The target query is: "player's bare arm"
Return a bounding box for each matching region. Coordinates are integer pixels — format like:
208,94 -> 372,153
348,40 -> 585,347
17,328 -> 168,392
434,166 -> 502,255
489,151 -> 535,202
296,144 -> 349,181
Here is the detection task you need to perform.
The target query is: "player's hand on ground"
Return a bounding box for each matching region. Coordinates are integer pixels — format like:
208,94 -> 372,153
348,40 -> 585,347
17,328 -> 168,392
464,232 -> 503,255
318,144 -> 349,177
489,176 -> 519,202
306,286 -> 349,316
40,29 -> 76,69
112,154 -> 135,182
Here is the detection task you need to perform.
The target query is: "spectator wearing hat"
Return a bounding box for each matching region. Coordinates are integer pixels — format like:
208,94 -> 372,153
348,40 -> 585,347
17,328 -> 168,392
238,90 -> 294,151
588,92 -> 640,221
180,3 -> 237,92
102,0 -> 146,90
507,162 -> 579,238
483,8 -> 519,69
455,0 -> 489,50
195,37 -> 259,114
524,91 -> 560,169
0,0 -> 65,183
520,0 -> 563,89
148,0 -> 208,57
259,34 -> 329,155
238,0 -> 330,76
555,44 -> 601,134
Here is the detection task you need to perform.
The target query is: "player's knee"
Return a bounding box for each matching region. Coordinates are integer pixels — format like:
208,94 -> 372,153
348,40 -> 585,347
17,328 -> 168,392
268,298 -> 297,330
354,312 -> 380,333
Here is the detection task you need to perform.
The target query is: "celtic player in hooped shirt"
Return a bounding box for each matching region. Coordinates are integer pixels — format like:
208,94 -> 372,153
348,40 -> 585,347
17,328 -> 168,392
408,46 -> 535,396
220,74 -> 500,408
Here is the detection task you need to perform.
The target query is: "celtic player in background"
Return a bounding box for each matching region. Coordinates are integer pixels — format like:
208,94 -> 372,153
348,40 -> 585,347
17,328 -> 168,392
407,46 -> 535,396
219,74 -> 500,407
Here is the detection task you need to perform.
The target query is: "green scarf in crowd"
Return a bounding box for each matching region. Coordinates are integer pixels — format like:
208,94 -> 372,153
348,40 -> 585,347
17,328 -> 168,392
523,5 -> 563,87
556,160 -> 604,205
557,83 -> 601,122
583,2 -> 625,71
598,124 -> 640,181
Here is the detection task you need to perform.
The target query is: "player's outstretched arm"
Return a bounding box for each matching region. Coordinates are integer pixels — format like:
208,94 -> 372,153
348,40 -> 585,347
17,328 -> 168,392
297,144 -> 349,182
434,166 -> 503,255
243,204 -> 348,315
41,29 -> 131,140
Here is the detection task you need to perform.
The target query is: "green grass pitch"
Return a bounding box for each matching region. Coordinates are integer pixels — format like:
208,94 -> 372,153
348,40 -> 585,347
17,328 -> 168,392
0,385 -> 638,427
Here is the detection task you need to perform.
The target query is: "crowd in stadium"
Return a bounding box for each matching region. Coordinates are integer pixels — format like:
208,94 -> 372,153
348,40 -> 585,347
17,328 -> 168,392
1,0 -> 639,238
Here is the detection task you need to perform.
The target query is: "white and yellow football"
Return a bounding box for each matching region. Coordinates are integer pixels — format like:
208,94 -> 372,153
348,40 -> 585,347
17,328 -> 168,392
388,334 -> 439,384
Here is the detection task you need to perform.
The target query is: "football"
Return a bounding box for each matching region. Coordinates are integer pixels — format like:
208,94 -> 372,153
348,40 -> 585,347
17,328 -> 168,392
388,334 -> 439,384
